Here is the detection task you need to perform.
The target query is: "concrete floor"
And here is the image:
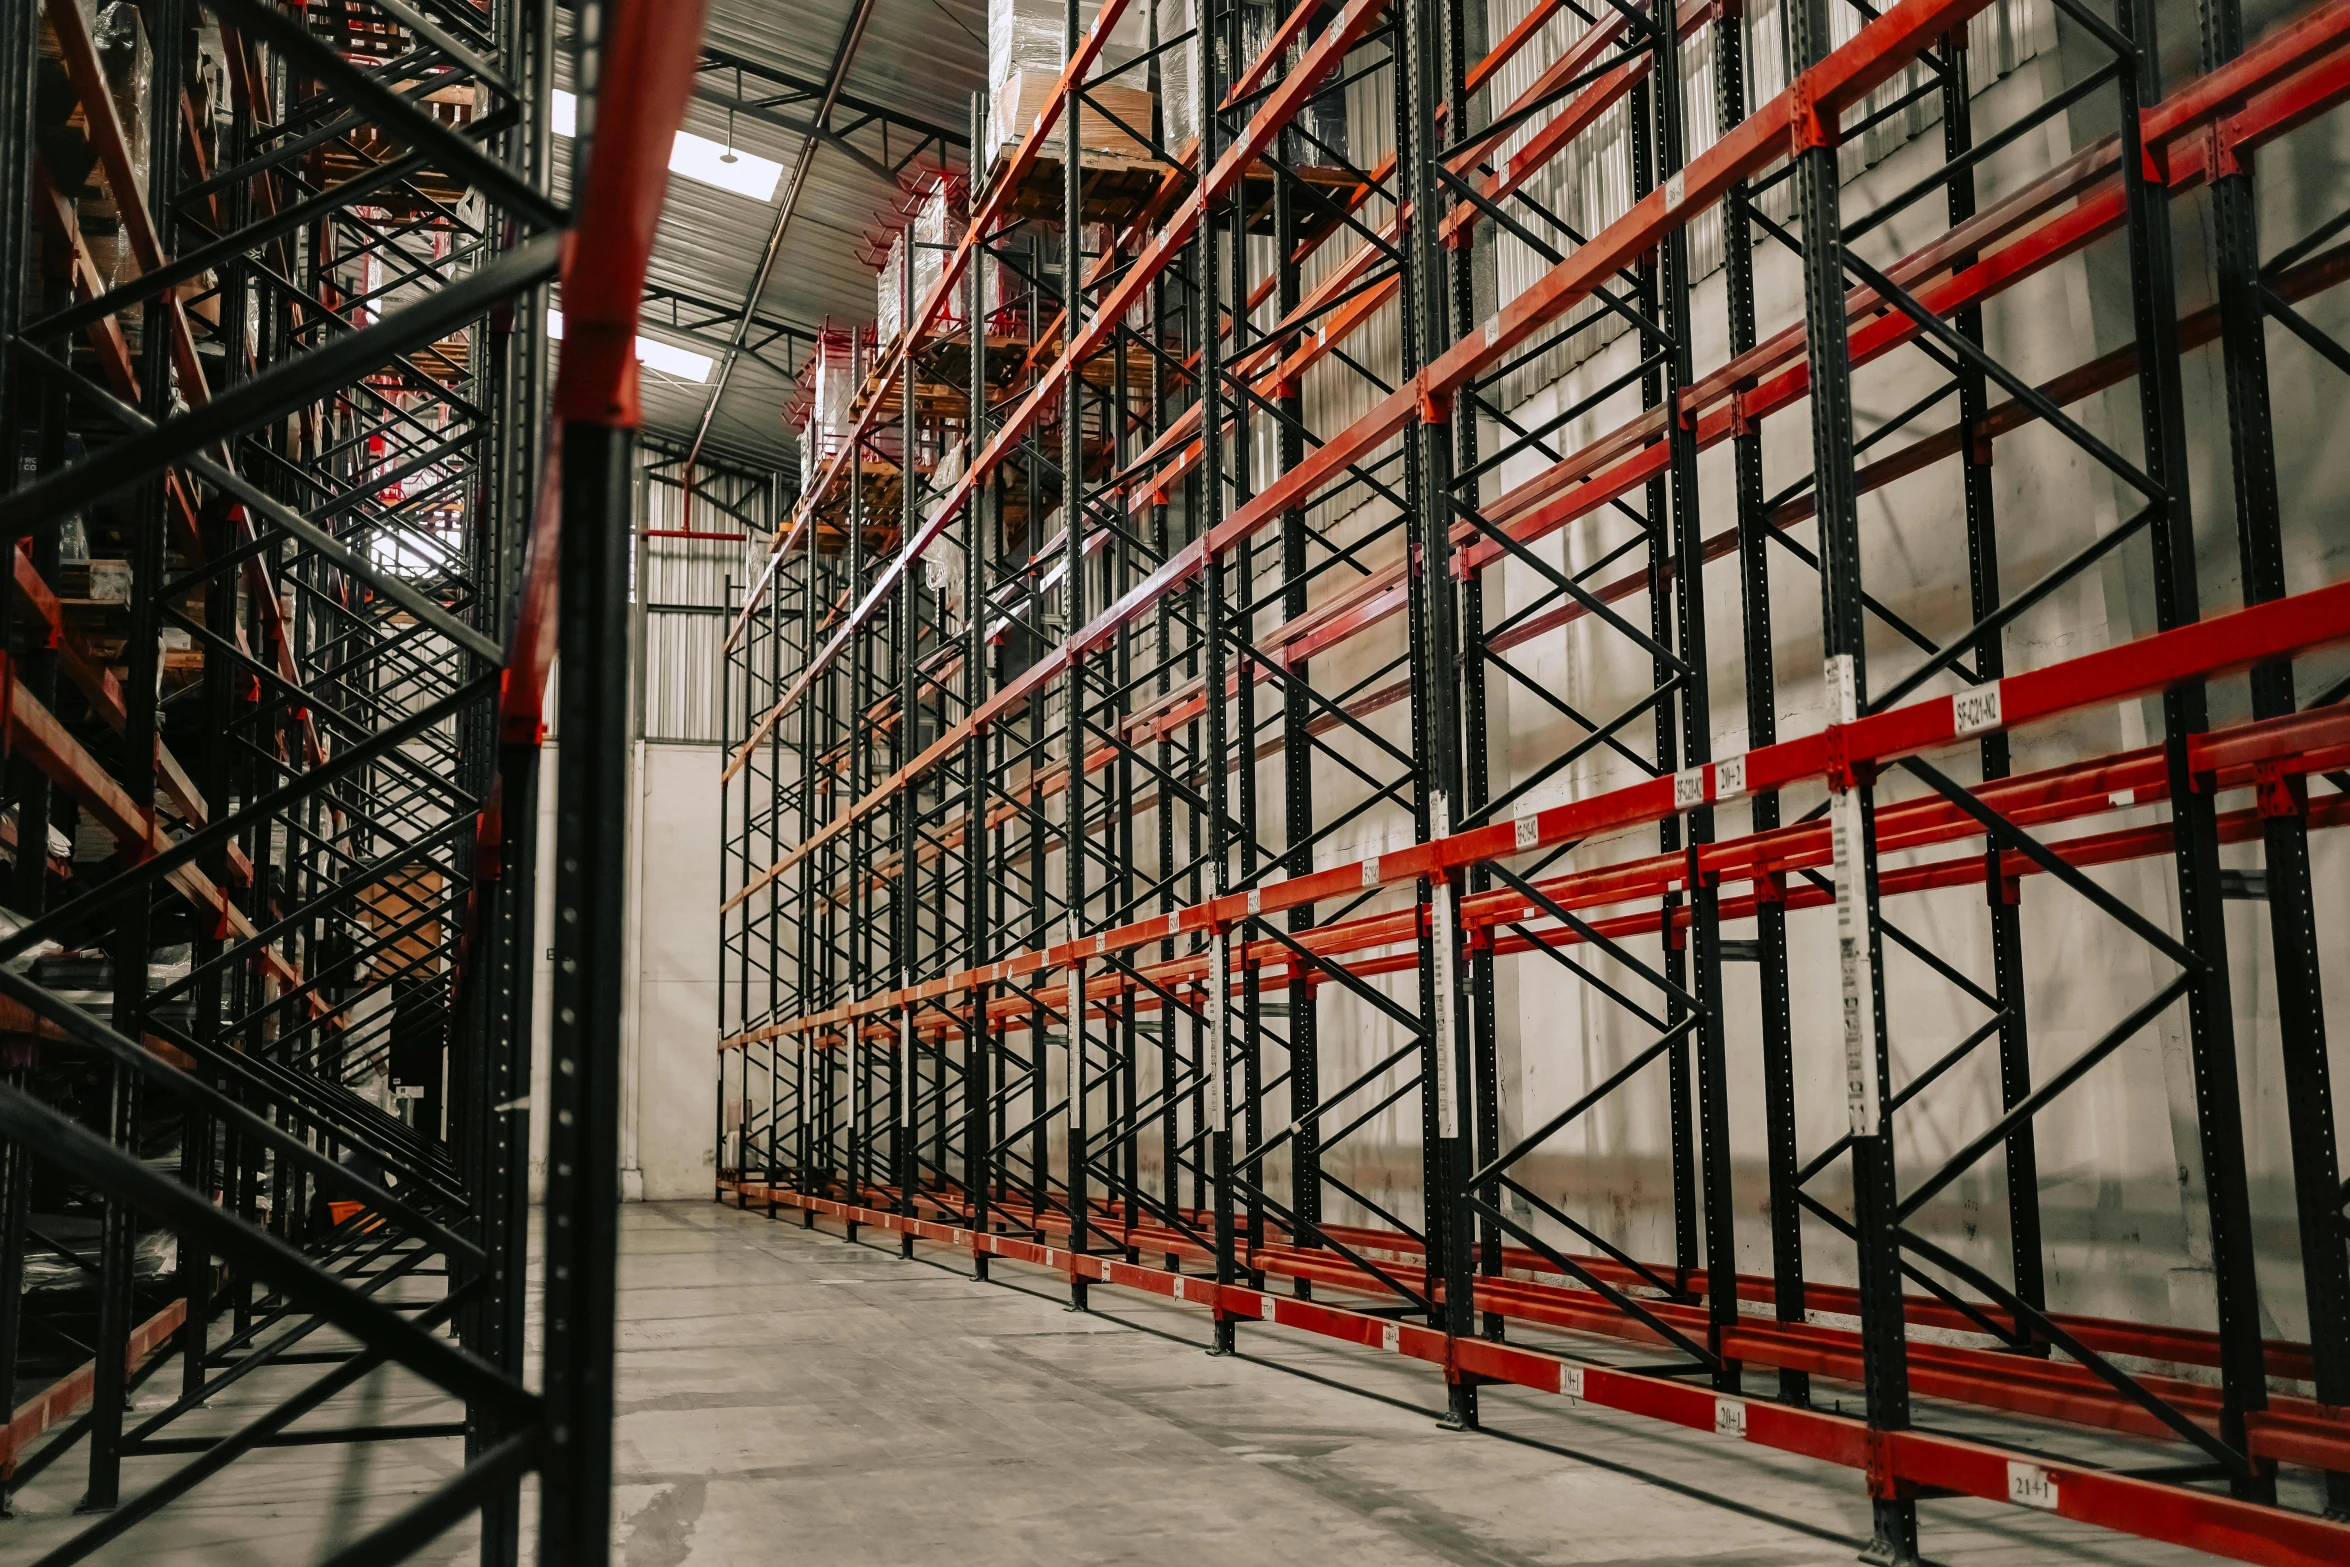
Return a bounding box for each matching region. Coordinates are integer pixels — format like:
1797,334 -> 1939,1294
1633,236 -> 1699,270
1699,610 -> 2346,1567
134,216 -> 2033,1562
3,1200 -> 2245,1564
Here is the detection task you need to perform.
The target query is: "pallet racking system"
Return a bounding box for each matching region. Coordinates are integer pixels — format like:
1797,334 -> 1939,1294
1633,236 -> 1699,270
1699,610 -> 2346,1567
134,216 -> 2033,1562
0,1 -> 703,1561
720,0 -> 2350,1560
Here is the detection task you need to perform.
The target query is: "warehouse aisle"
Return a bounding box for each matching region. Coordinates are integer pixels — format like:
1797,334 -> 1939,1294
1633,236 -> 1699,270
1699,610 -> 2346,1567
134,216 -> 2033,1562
0,1202 -> 2246,1564
605,1204 -> 2225,1567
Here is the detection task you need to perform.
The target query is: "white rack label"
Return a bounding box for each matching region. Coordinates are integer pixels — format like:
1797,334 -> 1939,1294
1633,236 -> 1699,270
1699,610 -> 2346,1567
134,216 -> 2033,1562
1514,813 -> 1541,850
1559,1364 -> 1584,1400
1953,681 -> 2004,736
1664,170 -> 1686,211
2006,1461 -> 2059,1510
1207,933 -> 1231,1126
1834,777 -> 1879,1137
1714,754 -> 1747,800
1674,767 -> 1708,810
1361,855 -> 1381,887
1381,1322 -> 1401,1353
1714,1398 -> 1747,1438
1431,883 -> 1462,1137
1171,1276 -> 1187,1301
1484,316 -> 1502,349
1247,889 -> 1262,915
1827,655 -> 1882,1138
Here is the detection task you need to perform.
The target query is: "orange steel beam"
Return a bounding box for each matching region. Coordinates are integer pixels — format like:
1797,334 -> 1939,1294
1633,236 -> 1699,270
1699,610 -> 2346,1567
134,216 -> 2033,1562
0,1300 -> 186,1481
733,1187 -> 2350,1567
719,570 -> 2350,1047
719,29 -> 2350,928
723,639 -> 2350,1052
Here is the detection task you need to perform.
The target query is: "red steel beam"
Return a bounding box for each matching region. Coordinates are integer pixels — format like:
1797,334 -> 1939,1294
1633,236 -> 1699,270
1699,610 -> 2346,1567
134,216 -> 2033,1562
552,0 -> 714,425
740,571 -> 2350,1039
731,1185 -> 2350,1567
0,653 -> 307,999
749,758 -> 2345,1050
467,0 -> 714,937
737,13 -> 2350,943
8,546 -> 253,884
733,0 -> 2350,911
902,1201 -> 2338,1458
723,0 -> 1147,646
731,0 -> 1392,733
0,1300 -> 185,1481
726,687 -> 2348,1049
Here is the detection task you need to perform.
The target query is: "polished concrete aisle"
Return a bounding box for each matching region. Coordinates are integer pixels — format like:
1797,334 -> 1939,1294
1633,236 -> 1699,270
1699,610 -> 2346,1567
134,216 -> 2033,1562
0,1200 -> 2244,1564
612,1201 -> 2222,1567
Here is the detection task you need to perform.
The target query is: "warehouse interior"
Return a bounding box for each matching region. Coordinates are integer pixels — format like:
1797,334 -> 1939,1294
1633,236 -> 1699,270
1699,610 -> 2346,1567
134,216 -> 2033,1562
3,0 -> 2350,1562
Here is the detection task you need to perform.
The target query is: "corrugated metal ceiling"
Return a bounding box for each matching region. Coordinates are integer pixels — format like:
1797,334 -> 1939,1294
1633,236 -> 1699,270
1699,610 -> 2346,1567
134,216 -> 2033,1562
553,0 -> 989,479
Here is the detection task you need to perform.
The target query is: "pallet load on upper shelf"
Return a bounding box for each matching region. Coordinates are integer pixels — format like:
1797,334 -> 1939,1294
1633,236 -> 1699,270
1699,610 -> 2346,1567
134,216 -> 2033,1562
921,442 -> 969,625
982,0 -> 1154,179
877,229 -> 910,348
881,173 -> 1007,350
36,2 -> 150,302
913,171 -> 966,317
797,328 -> 858,472
1156,0 -> 1346,164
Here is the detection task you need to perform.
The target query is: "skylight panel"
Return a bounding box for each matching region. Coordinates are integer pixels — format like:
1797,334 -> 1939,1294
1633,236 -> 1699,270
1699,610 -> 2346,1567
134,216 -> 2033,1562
551,90 -> 783,202
548,310 -> 716,384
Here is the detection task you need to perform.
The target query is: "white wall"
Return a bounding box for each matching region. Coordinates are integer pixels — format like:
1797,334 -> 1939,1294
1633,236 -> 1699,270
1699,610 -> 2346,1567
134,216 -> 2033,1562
698,3 -> 2350,1352
1031,10 -> 2350,1344
1241,24 -> 2350,1337
530,734 -> 723,1202
626,741 -> 724,1199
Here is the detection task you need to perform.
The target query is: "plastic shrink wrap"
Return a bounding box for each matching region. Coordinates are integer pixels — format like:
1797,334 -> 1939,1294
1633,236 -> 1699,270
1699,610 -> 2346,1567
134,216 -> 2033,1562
876,230 -> 908,346
982,0 -> 1154,175
880,173 -> 989,346
34,2 -> 152,300
1156,0 -> 1345,163
805,331 -> 858,470
914,175 -> 973,325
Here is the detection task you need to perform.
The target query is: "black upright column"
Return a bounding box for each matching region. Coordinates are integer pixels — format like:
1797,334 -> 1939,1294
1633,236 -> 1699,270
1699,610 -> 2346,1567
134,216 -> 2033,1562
539,419 -> 634,1562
